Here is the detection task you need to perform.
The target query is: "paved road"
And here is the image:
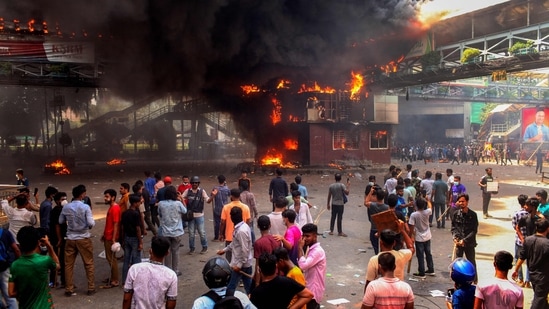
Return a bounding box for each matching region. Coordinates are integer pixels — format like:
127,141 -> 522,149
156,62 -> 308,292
6,158 -> 546,308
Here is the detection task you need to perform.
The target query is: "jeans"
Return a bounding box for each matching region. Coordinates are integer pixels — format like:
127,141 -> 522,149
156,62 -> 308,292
0,269 -> 17,309
164,235 -> 182,274
65,238 -> 95,293
213,213 -> 221,240
249,220 -> 256,244
188,215 -> 208,250
415,240 -> 434,275
104,239 -> 120,283
514,243 -> 529,282
482,192 -> 491,215
433,202 -> 446,228
370,229 -> 379,255
144,210 -> 157,235
329,204 -> 344,234
151,204 -> 160,227
227,266 -> 252,294
122,236 -> 142,284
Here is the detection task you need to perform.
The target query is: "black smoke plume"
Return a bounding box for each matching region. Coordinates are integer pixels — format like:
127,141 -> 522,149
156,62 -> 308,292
0,0 -> 430,147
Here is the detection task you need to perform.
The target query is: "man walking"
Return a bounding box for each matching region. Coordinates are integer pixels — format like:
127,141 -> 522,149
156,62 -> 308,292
431,172 -> 448,229
269,168 -> 288,211
217,207 -> 253,294
478,168 -> 496,219
327,173 -> 350,237
298,223 -> 326,309
101,189 -> 121,288
211,175 -> 230,242
59,184 -> 96,296
409,198 -> 435,278
220,188 -> 251,262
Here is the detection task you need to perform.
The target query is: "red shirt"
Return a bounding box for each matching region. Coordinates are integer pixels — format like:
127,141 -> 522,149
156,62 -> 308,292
104,203 -> 121,241
178,183 -> 192,203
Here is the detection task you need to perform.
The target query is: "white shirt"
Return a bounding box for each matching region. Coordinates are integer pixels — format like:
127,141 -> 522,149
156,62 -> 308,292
124,262 -> 178,309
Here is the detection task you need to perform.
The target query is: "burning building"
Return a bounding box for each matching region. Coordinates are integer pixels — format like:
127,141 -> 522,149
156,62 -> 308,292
243,75 -> 395,166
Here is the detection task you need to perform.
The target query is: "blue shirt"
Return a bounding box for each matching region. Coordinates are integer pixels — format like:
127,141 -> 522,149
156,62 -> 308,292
297,184 -> 308,198
524,123 -> 549,142
59,200 -> 94,240
158,200 -> 186,237
452,284 -> 476,309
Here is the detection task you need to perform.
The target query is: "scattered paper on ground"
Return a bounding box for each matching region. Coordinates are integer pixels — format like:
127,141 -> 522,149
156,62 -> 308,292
326,298 -> 350,305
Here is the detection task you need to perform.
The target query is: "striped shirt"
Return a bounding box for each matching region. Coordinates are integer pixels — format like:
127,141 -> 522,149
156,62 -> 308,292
363,277 -> 414,308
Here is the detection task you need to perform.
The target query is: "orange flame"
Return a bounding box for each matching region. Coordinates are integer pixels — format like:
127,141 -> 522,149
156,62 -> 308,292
283,139 -> 298,150
241,84 -> 261,95
349,71 -> 364,100
260,148 -> 300,168
270,97 -> 282,125
107,158 -> 127,166
44,160 -> 71,175
42,21 -> 48,34
298,82 -> 336,94
380,55 -> 404,74
28,19 -> 35,32
374,130 -> 387,139
277,80 -> 291,89
288,114 -> 301,122
261,149 -> 283,166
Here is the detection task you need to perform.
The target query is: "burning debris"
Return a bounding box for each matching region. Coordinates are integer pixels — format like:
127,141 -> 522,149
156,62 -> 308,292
106,158 -> 127,166
44,160 -> 71,175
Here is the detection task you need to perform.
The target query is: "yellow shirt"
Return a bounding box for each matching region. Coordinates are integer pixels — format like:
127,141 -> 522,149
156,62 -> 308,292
287,266 -> 306,309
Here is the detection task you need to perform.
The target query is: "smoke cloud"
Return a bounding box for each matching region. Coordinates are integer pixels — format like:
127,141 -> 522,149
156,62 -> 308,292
0,1 -> 431,150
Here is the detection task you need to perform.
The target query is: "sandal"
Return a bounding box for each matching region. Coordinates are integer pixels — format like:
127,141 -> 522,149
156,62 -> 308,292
99,282 -> 119,289
328,232 -> 334,235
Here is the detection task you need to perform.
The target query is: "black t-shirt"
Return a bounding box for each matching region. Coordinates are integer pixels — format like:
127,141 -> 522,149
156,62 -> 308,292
49,205 -> 67,245
121,208 -> 141,237
250,276 -> 304,309
520,235 -> 549,289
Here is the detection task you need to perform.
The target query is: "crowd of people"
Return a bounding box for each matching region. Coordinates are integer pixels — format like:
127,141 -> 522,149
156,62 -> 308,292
394,143 -> 518,166
2,161 -> 548,308
0,168 -> 329,309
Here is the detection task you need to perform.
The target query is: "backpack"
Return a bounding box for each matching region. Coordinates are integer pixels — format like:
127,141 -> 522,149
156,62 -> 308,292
0,229 -> 11,271
203,289 -> 244,309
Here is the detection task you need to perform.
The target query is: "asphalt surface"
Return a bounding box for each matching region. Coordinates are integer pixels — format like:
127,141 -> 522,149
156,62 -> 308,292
2,157 -> 546,308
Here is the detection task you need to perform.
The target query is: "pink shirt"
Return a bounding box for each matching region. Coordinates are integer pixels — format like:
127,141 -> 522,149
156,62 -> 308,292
284,225 -> 302,264
298,242 -> 326,302
363,277 -> 414,308
474,278 -> 523,309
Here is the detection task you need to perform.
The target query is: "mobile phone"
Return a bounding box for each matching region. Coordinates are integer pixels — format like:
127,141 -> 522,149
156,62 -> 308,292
37,227 -> 48,238
33,188 -> 38,196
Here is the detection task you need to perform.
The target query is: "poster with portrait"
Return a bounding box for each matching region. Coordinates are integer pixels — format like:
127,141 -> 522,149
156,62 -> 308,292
522,106 -> 549,143
521,106 -> 549,163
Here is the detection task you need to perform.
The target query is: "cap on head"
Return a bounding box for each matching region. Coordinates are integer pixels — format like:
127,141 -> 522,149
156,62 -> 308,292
202,257 -> 232,288
163,176 -> 172,184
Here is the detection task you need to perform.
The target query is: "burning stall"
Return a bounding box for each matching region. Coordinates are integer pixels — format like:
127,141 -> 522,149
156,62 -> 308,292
243,73 -> 395,167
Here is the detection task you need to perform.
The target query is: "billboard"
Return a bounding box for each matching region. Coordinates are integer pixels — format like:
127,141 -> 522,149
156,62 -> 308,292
522,107 -> 549,143
0,39 -> 94,64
